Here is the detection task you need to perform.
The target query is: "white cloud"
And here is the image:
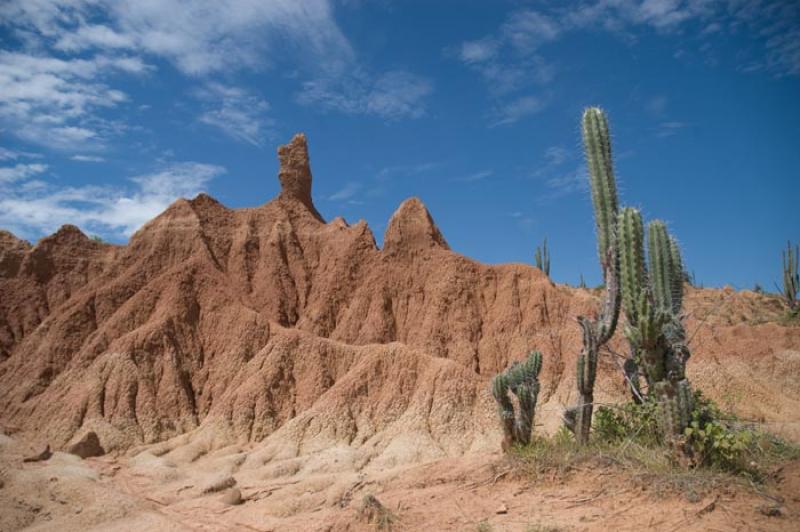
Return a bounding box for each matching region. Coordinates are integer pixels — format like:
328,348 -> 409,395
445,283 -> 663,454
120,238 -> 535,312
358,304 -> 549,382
196,83 -> 272,146
460,39 -> 498,63
490,95 -> 546,127
453,170 -> 493,183
544,146 -> 569,166
298,70 -> 433,119
0,147 -> 41,160
0,50 -> 150,150
542,165 -> 589,202
456,0 -> 800,115
0,163 -> 48,183
328,182 -> 361,201
70,154 -> 105,162
501,11 -> 561,52
1,0 -> 430,153
655,120 -> 688,137
1,0 -> 353,76
376,161 -> 441,181
0,161 -> 224,238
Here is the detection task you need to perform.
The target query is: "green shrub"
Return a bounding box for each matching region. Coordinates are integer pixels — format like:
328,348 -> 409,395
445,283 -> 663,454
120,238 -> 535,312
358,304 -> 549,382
683,392 -> 755,472
593,400 -> 660,447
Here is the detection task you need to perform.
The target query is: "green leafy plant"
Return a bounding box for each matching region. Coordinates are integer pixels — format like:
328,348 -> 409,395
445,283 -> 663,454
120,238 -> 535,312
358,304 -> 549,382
593,400 -> 661,447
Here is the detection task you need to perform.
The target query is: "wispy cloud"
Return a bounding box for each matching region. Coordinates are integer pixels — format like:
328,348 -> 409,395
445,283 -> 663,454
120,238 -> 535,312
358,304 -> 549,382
328,181 -> 361,201
0,163 -> 48,183
297,69 -> 433,120
544,146 -> 569,166
0,0 -> 353,77
376,161 -> 441,181
0,161 -> 224,238
0,147 -> 41,161
454,0 -> 800,118
0,50 -> 150,150
0,0 -> 431,156
655,121 -> 688,137
490,95 -> 546,127
530,147 -> 586,203
70,154 -> 106,162
196,83 -> 272,146
452,169 -> 493,183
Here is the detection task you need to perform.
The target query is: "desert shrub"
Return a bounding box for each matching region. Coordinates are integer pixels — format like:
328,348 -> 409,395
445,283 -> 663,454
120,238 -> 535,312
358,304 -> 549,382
593,400 -> 660,447
682,392 -> 757,473
681,392 -> 800,477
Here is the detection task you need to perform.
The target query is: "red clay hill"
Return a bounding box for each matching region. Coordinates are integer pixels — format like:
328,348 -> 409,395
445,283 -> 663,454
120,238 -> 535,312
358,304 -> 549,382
1,133 -> 798,460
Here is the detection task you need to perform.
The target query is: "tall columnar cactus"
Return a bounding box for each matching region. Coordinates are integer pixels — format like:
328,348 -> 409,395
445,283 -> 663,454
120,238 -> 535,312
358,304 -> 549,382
565,107 -> 622,444
618,211 -> 693,439
535,237 -> 550,276
492,351 -> 543,449
782,241 -> 799,310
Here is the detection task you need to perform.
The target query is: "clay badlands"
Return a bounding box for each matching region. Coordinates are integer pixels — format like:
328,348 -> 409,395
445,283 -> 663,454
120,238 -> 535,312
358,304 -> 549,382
1,135 -> 798,530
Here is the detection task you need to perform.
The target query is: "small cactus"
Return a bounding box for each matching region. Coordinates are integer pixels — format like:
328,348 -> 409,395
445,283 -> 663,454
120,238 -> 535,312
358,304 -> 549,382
535,237 -> 550,276
782,241 -> 799,310
492,351 -> 543,449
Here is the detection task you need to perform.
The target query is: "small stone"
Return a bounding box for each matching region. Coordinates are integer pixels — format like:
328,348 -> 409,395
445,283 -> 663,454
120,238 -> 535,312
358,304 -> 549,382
23,444 -> 51,463
67,431 -> 105,459
220,488 -> 243,506
495,503 -> 508,514
758,504 -> 783,517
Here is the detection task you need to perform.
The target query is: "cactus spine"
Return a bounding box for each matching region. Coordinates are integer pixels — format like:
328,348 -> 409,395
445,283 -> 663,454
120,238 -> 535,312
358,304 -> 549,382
566,108 -> 622,444
535,237 -> 550,276
783,241 -> 799,311
618,214 -> 693,439
492,351 -> 543,449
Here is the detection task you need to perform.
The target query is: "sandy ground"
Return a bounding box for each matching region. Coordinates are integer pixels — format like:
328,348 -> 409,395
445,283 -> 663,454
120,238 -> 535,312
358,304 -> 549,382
2,431 -> 798,532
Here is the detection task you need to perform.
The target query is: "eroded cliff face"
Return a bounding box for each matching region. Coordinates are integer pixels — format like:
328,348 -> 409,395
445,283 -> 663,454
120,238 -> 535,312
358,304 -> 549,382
0,134 -> 798,460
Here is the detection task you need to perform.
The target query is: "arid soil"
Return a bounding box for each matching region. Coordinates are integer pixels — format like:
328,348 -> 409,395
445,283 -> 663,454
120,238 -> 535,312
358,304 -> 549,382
1,134 -> 798,530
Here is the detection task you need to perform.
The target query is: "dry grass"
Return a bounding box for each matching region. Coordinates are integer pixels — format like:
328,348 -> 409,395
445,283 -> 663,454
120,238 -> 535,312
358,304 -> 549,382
510,427 -> 800,502
358,494 -> 397,530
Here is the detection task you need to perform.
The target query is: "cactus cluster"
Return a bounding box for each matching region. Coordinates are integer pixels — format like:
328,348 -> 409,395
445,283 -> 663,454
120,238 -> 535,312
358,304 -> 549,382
492,351 -> 543,448
535,237 -> 551,276
783,241 -> 799,310
618,209 -> 693,439
564,107 -> 695,444
566,107 -> 622,444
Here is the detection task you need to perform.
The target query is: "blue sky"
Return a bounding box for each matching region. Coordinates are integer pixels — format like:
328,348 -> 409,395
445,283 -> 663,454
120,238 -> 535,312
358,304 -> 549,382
1,1 -> 797,290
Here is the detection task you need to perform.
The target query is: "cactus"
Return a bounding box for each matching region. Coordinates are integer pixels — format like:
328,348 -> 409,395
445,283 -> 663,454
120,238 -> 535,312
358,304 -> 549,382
492,351 -> 543,449
535,237 -> 550,276
582,107 -> 618,272
617,212 -> 694,439
567,107 -> 623,444
782,241 -> 799,310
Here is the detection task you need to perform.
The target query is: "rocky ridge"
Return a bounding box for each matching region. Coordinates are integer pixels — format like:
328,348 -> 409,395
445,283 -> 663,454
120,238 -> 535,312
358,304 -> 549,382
0,134 -> 797,469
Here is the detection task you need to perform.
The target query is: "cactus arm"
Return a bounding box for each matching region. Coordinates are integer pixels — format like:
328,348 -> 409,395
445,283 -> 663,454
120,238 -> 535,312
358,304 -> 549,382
618,208 -> 646,326
648,221 -> 673,312
582,107 -> 618,272
668,236 -> 684,314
